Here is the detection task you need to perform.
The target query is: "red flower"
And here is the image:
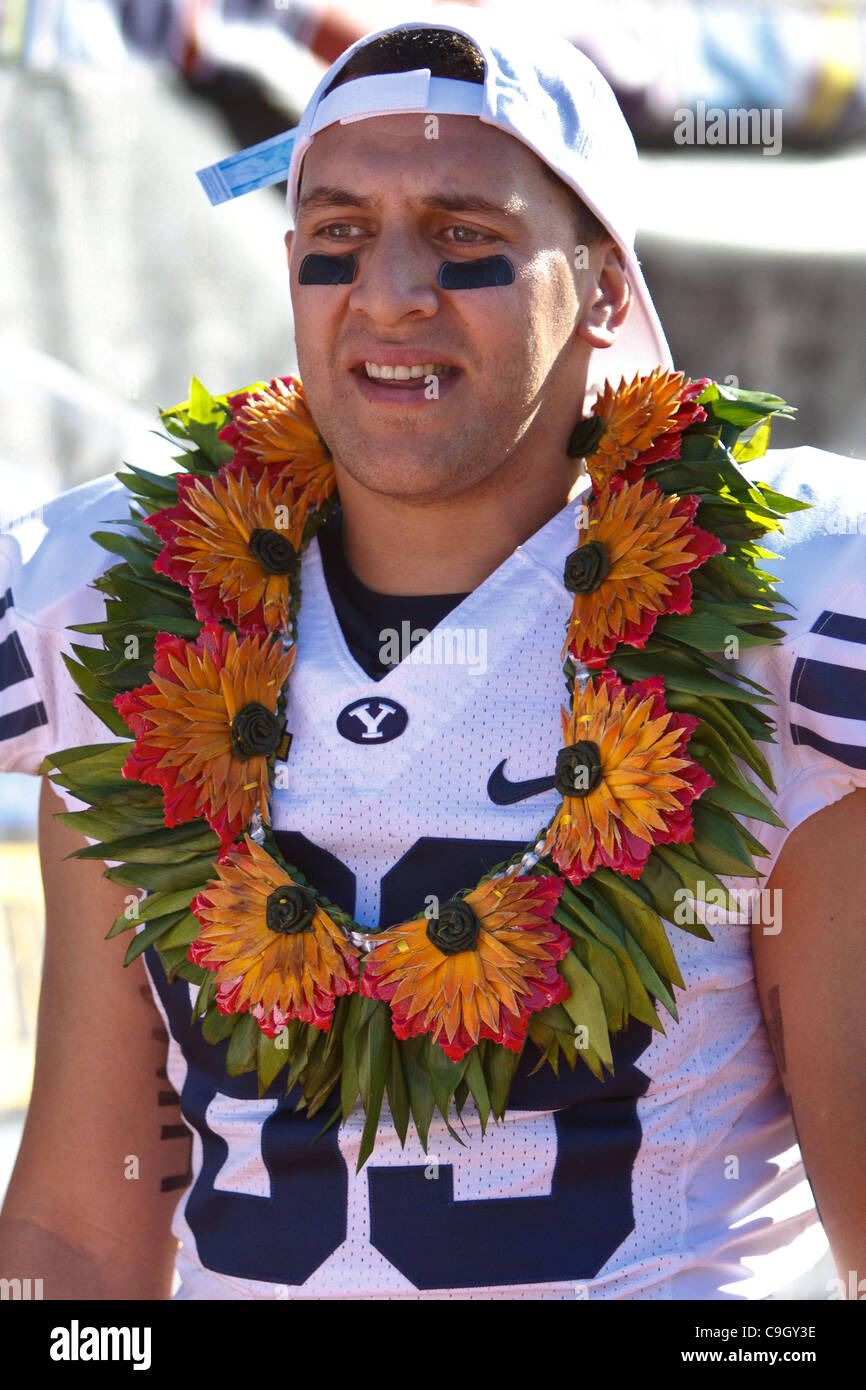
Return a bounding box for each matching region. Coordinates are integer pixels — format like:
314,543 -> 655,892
563,477 -> 725,668
586,370 -> 708,491
114,625 -> 293,846
147,466 -> 307,634
543,670 -> 714,884
219,375 -> 335,515
189,837 -> 359,1032
360,875 -> 569,1061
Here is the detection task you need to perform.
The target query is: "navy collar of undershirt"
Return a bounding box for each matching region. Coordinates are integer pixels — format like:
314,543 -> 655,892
316,508 -> 471,681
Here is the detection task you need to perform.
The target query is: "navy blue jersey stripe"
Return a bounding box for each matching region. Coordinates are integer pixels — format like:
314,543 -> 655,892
0,589 -> 11,620
790,657 -> 866,720
0,631 -> 35,693
790,723 -> 866,770
811,610 -> 866,645
0,700 -> 47,742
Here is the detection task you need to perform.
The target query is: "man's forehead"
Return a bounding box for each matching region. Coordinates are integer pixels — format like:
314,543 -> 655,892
297,181 -> 529,220
296,112 -> 543,213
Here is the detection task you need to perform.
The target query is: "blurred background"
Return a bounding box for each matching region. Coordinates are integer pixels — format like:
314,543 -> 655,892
1,0 -> 864,1296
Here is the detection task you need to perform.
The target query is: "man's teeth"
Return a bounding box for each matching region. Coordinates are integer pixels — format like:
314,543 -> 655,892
364,362 -> 455,380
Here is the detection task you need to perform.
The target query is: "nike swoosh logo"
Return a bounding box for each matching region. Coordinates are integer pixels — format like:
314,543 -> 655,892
487,759 -> 556,806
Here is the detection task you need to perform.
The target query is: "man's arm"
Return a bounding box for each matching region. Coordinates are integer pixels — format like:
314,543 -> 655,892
0,779 -> 186,1299
751,786 -> 866,1283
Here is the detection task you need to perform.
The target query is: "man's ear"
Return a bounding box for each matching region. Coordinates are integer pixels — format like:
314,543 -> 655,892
577,241 -> 632,349
284,228 -> 293,271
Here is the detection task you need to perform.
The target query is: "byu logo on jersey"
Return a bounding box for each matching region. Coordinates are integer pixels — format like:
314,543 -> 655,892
336,697 -> 408,744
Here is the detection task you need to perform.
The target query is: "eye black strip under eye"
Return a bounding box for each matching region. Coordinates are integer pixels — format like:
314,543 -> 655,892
298,253 -> 357,284
297,252 -> 515,289
438,256 -> 515,289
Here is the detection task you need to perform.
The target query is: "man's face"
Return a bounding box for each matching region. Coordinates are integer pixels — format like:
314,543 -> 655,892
286,113 -> 617,502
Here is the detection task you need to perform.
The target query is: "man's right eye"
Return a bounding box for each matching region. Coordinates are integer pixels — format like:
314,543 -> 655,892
317,223 -> 365,239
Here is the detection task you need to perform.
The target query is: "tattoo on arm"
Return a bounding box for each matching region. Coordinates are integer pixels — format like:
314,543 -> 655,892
764,984 -> 832,1232
141,983 -> 192,1192
766,983 -> 787,1080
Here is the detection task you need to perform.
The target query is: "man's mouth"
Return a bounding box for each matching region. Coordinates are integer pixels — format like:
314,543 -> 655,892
350,360 -> 461,400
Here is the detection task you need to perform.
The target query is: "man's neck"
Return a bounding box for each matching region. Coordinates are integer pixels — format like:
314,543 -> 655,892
335,453 -> 585,596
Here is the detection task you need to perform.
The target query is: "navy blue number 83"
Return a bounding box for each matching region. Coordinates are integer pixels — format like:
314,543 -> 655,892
146,834 -> 650,1290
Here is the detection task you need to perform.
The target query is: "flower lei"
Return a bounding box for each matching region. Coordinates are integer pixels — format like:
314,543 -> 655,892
45,368 -> 806,1167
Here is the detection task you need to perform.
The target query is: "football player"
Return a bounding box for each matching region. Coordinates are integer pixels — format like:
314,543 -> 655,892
1,11 -> 865,1300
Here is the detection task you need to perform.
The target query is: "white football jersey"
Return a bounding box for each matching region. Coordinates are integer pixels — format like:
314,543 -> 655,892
2,446 -> 865,1299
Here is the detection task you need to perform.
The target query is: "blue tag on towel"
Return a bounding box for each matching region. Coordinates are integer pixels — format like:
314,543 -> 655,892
196,129 -> 297,206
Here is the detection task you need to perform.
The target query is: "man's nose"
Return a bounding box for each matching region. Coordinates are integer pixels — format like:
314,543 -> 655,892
347,228 -> 440,324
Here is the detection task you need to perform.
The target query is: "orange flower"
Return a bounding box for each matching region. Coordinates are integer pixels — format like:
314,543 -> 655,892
149,465 -> 307,634
543,670 -> 713,884
114,625 -> 294,846
220,375 -> 335,514
576,368 -> 706,491
189,837 -> 360,1032
360,876 -> 569,1061
562,477 -> 724,667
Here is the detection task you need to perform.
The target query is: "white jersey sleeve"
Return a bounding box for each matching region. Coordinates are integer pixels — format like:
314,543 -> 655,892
731,445 -> 866,885
0,474 -> 131,806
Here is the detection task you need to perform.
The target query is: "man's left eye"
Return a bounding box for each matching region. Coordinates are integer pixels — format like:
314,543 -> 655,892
445,226 -> 486,244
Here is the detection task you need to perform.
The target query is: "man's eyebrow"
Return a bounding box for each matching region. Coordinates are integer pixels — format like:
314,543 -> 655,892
297,185 -> 527,221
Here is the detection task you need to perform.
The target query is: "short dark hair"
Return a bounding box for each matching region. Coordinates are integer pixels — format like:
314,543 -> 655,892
318,26 -> 607,247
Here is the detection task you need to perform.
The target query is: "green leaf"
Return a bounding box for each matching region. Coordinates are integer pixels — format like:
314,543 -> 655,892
667,691 -> 776,788
73,822 -> 218,862
60,651 -> 112,703
357,1005 -> 391,1170
108,886 -> 198,937
591,869 -> 685,988
399,1036 -> 436,1149
171,960 -> 208,987
191,973 -> 217,1023
71,614 -> 203,638
559,952 -> 613,1067
226,1012 -> 259,1077
302,1055 -> 342,1119
463,1048 -> 491,1133
654,844 -> 740,913
284,1027 -> 316,1095
558,889 -> 661,1030
751,483 -> 811,515
700,699 -> 776,789
732,419 -> 771,463
485,1043 -> 521,1120
258,1030 -> 289,1095
122,909 -> 190,964
156,911 -> 203,950
103,854 -> 219,894
157,944 -> 199,982
623,933 -> 678,1021
201,1003 -> 239,1044
54,807 -> 145,842
41,740 -> 131,775
425,1042 -> 469,1125
701,779 -> 785,827
570,934 -> 628,1031
115,468 -> 178,503
387,1042 -> 410,1146
706,386 -> 793,428
639,853 -> 712,937
189,375 -> 228,428
654,610 -> 768,653
689,599 -> 785,629
89,530 -> 161,572
689,803 -> 762,878
340,995 -> 362,1119
608,646 -> 772,703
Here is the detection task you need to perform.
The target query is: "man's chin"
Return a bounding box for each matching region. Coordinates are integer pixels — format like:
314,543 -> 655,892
332,452 -> 481,503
